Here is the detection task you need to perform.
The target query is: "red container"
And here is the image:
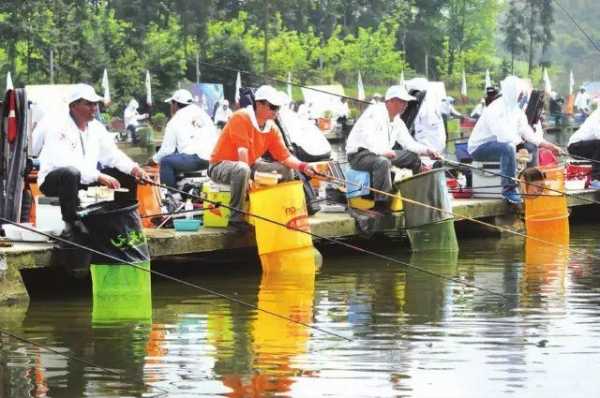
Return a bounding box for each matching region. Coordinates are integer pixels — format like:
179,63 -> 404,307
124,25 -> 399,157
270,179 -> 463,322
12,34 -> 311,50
447,178 -> 473,198
566,163 -> 592,187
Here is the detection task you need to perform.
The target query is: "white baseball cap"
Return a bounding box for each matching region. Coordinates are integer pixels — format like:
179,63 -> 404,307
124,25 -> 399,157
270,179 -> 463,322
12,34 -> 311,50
384,85 -> 416,102
254,85 -> 287,107
69,83 -> 103,104
164,89 -> 193,105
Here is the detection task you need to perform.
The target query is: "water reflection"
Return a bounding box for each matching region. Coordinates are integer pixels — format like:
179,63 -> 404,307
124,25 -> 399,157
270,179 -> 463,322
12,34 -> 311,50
521,236 -> 569,308
4,226 -> 600,397
223,262 -> 316,397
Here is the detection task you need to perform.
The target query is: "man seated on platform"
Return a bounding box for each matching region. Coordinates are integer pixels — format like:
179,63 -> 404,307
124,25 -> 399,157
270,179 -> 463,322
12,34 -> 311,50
467,76 -> 560,205
148,89 -> 217,189
567,108 -> 600,189
209,85 -> 316,233
37,83 -> 147,239
345,85 -> 441,214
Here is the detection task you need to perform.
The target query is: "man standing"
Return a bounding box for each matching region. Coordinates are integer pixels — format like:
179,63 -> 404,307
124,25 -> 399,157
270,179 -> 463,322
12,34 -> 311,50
345,85 -> 441,213
149,89 -> 217,188
468,76 -> 561,205
209,85 -> 315,233
123,98 -> 148,143
38,83 -> 147,239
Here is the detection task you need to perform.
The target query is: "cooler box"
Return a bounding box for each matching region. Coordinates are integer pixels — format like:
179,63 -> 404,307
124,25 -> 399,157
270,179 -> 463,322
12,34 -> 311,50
202,182 -> 231,227
471,161 -> 503,198
566,162 -> 592,189
344,168 -> 371,199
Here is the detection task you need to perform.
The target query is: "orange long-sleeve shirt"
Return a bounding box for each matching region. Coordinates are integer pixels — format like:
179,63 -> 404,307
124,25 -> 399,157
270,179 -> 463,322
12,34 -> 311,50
210,110 -> 291,165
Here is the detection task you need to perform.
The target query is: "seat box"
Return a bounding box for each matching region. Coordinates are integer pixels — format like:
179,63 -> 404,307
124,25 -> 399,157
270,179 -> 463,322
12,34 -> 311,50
471,161 -> 503,198
202,183 -> 231,227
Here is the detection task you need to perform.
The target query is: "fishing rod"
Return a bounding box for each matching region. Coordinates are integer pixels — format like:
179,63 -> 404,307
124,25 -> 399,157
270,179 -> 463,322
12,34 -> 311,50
198,60 -> 371,105
559,152 -> 600,166
551,0 -> 600,56
313,172 -> 600,262
0,328 -> 169,397
443,158 -> 600,207
0,215 -> 351,342
139,177 -> 514,300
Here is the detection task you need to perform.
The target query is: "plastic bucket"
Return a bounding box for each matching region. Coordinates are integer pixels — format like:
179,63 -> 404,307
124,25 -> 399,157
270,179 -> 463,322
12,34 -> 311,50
405,218 -> 459,252
249,181 -> 313,255
259,246 -> 320,274
396,168 -> 453,229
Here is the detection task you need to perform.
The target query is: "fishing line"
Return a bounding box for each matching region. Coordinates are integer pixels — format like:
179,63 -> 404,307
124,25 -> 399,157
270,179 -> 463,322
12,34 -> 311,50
0,328 -> 169,397
314,172 -> 600,262
0,216 -> 351,342
551,0 -> 600,55
198,60 -> 370,105
140,177 -> 513,300
559,152 -> 600,166
443,158 -> 600,206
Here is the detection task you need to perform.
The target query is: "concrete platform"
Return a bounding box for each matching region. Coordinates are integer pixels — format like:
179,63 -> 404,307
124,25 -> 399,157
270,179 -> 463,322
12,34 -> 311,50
1,189 -> 598,303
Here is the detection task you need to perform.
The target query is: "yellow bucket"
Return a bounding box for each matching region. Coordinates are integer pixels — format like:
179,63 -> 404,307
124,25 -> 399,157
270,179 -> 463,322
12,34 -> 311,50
249,181 -> 313,255
259,246 -> 320,274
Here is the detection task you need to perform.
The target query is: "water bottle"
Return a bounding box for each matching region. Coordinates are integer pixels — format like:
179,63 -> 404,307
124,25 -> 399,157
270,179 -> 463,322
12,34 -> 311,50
457,173 -> 467,189
184,199 -> 193,219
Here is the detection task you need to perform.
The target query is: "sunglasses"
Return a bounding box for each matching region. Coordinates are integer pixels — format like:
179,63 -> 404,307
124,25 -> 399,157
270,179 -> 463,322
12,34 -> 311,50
261,101 -> 279,112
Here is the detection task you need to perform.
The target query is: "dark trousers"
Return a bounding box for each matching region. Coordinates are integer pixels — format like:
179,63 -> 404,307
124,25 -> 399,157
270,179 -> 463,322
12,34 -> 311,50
568,140 -> 600,179
40,167 -> 137,222
159,153 -> 209,188
348,149 -> 421,201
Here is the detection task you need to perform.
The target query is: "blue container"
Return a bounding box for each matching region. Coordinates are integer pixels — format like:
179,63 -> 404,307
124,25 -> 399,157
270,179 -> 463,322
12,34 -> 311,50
344,167 -> 371,198
173,218 -> 202,232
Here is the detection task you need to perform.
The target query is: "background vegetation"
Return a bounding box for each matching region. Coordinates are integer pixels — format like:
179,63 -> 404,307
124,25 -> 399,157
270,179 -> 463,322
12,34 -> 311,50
0,0 -> 597,116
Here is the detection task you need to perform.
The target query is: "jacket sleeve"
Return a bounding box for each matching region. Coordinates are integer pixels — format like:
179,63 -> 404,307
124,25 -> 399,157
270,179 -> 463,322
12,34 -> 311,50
394,118 -> 428,154
518,113 -> 542,146
97,129 -> 137,175
153,120 -> 178,163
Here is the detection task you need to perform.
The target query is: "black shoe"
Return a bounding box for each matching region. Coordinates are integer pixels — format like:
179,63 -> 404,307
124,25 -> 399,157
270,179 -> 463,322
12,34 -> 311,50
227,220 -> 252,234
372,201 -> 392,216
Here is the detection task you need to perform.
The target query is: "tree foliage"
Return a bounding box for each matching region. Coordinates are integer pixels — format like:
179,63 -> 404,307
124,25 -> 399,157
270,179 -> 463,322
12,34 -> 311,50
4,0 -> 588,111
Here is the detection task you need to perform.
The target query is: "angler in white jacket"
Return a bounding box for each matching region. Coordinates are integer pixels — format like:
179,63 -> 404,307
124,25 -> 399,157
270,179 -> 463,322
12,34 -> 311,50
567,108 -> 600,187
149,89 -> 218,188
38,83 -> 147,238
346,85 -> 440,213
467,76 -> 560,204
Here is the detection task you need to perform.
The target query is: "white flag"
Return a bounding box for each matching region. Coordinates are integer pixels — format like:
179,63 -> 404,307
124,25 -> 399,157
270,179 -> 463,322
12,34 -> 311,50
6,72 -> 13,91
569,70 -> 575,95
357,71 -> 365,101
145,70 -> 152,106
399,70 -> 405,88
461,70 -> 468,97
101,68 -> 110,105
287,72 -> 292,101
543,68 -> 552,95
485,69 -> 492,89
235,71 -> 242,105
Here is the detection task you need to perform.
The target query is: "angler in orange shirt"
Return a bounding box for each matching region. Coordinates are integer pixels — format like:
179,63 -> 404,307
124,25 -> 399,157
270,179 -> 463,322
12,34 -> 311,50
209,85 -> 315,233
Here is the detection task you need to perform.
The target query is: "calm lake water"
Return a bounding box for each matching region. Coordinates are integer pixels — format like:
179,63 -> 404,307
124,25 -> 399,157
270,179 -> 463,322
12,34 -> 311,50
2,221 -> 600,397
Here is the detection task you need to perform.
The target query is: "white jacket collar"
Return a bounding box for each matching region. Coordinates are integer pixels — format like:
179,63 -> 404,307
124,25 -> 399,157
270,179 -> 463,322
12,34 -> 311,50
242,105 -> 274,133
